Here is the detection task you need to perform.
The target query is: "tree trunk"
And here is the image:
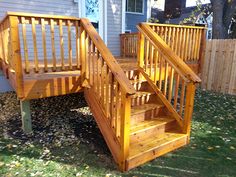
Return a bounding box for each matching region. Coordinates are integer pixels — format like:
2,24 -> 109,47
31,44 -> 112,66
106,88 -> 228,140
211,0 -> 227,39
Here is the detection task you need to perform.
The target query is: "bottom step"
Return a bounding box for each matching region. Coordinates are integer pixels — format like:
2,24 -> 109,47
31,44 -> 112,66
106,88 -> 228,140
126,132 -> 188,170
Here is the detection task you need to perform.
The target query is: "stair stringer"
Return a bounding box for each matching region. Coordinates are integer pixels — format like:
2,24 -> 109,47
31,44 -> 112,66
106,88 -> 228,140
84,88 -> 122,166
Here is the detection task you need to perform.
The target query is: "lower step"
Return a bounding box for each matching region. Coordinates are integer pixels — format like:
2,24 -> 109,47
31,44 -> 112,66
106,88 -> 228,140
126,132 -> 188,170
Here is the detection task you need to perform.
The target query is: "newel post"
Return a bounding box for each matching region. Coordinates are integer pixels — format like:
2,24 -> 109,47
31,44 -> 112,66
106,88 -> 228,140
183,82 -> 196,142
198,29 -> 207,74
79,21 -> 89,87
119,89 -> 131,171
9,15 -> 24,99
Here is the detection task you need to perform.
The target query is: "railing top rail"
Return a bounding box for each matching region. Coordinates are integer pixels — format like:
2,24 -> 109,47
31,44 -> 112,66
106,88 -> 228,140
81,18 -> 136,95
146,22 -> 207,30
138,23 -> 201,83
1,11 -> 80,24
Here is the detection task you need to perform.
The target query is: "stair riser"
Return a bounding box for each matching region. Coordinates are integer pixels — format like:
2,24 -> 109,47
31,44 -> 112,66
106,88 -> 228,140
130,120 -> 176,144
131,94 -> 155,106
131,107 -> 165,125
125,70 -> 139,80
126,135 -> 188,171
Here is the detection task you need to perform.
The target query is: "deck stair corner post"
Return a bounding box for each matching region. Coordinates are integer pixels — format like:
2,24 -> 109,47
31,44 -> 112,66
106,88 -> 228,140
198,29 -> 207,74
79,20 -> 90,88
8,15 -> 24,99
119,90 -> 132,171
183,82 -> 196,141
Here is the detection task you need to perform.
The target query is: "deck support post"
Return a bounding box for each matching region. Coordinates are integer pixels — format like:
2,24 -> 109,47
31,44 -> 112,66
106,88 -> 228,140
20,100 -> 32,133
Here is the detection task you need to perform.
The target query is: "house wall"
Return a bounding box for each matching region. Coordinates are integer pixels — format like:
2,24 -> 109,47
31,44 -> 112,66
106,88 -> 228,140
126,0 -> 148,32
107,0 -> 122,56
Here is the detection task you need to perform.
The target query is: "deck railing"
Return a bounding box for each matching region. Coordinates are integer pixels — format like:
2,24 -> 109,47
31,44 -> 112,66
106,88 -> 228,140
137,23 -> 201,136
80,18 -> 135,170
120,32 -> 138,58
120,24 -> 206,72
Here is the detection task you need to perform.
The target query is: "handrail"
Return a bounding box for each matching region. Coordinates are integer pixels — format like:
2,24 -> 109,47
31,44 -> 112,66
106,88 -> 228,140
145,22 -> 207,30
80,18 -> 136,95
1,12 -> 80,24
138,23 -> 201,83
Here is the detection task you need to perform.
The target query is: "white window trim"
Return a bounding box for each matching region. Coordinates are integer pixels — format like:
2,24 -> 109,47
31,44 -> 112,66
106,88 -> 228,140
122,0 -> 126,33
77,0 -> 107,44
126,0 -> 144,15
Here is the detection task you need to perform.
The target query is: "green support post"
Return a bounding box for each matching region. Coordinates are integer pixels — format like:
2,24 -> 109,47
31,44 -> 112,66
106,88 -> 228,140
20,100 -> 32,133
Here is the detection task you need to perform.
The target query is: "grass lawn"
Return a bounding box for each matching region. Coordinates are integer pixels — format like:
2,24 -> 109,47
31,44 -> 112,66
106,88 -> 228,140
0,89 -> 235,177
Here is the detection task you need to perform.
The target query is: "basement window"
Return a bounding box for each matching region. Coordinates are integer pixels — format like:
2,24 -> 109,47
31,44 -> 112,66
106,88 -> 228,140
126,0 -> 144,14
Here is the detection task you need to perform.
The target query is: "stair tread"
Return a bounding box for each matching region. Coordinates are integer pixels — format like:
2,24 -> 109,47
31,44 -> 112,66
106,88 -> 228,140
129,132 -> 187,159
131,103 -> 163,115
130,116 -> 175,134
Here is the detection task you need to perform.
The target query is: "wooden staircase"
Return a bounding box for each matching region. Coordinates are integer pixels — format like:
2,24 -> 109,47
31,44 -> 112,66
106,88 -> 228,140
0,12 -> 205,172
119,64 -> 187,170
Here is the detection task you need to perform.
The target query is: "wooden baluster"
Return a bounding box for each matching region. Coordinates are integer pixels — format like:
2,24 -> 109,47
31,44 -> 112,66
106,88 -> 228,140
41,18 -> 48,72
59,19 -> 65,70
115,82 -> 120,137
188,28 -> 193,61
106,67 -> 110,118
164,26 -> 168,43
88,38 -> 92,85
120,89 -> 131,170
195,29 -> 201,61
163,60 -> 169,96
149,43 -> 153,77
97,52 -> 101,98
167,27 -> 172,46
21,17 -> 29,73
50,19 -> 56,71
179,79 -> 186,116
181,28 -> 186,60
96,50 -> 100,94
174,74 -> 180,109
75,20 -> 80,69
171,27 -> 176,50
153,49 -> 158,83
67,20 -> 72,70
137,32 -> 145,68
158,54 -> 163,90
110,75 -> 115,128
9,16 -> 24,98
145,39 -> 149,72
184,28 -> 190,61
177,28 -> 182,57
168,67 -> 174,102
0,23 -> 6,65
31,17 -> 39,72
101,59 -> 105,105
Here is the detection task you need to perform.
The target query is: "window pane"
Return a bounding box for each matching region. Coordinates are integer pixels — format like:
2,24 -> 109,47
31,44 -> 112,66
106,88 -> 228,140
136,0 -> 143,13
127,0 -> 135,12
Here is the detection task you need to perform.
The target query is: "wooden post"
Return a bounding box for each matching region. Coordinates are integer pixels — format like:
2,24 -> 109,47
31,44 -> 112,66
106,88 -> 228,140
79,22 -> 89,87
198,29 -> 207,74
9,16 -> 24,99
183,82 -> 196,142
20,100 -> 32,133
137,32 -> 145,68
119,90 -> 131,171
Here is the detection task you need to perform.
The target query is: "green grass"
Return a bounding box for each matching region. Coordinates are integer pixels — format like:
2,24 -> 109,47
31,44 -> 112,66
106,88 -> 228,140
0,89 -> 235,177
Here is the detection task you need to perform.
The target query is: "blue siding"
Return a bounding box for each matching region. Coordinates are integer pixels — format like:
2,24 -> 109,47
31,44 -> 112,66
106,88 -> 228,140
126,0 -> 148,32
0,72 -> 13,93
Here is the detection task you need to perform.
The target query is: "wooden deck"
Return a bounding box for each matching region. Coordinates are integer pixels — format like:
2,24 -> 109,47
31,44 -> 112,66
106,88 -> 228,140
0,12 -> 206,171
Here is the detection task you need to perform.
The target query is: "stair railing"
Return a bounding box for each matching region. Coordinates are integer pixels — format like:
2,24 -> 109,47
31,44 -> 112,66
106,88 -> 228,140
80,18 -> 136,170
137,23 -> 201,137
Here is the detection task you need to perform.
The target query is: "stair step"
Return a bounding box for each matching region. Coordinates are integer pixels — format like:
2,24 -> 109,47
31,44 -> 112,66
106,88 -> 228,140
131,91 -> 154,98
127,132 -> 188,170
130,117 -> 176,143
131,103 -> 165,125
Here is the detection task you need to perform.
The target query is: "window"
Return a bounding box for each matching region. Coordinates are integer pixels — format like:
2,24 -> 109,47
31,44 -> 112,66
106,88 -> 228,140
126,0 -> 143,14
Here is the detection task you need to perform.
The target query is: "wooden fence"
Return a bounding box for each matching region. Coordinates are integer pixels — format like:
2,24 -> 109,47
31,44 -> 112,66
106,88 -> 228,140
202,39 -> 236,95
